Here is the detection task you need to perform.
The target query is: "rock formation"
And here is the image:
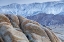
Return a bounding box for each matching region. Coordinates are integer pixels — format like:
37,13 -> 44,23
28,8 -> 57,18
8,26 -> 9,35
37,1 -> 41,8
0,14 -> 62,42
0,14 -> 10,23
5,14 -> 22,31
5,14 -> 19,28
0,14 -> 29,42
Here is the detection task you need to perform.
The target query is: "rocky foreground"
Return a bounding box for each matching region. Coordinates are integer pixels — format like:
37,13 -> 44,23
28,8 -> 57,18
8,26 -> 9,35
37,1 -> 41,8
0,14 -> 62,42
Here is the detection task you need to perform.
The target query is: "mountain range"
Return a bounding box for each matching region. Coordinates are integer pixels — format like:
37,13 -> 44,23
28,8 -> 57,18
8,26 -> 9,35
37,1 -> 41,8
0,1 -> 64,17
27,13 -> 64,26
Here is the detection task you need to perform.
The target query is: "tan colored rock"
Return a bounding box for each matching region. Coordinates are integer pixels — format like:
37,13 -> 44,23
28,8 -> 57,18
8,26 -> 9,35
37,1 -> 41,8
31,33 -> 51,42
22,19 -> 41,27
5,14 -> 22,31
0,14 -> 10,23
5,14 -> 19,28
17,15 -> 41,27
0,22 -> 13,28
22,23 -> 51,42
0,22 -> 29,42
18,15 -> 62,42
24,23 -> 48,37
45,28 -> 62,42
17,15 -> 26,23
0,14 -> 62,42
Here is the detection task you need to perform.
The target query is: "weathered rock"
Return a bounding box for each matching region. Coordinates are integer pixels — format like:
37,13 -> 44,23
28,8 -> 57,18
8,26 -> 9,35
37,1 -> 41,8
5,14 -> 19,28
0,14 -> 10,23
0,14 -> 62,42
22,23 -> 51,42
18,15 -> 51,42
17,15 -> 40,26
18,15 -> 62,42
31,33 -> 51,42
17,15 -> 26,23
45,28 -> 62,42
0,22 -> 29,42
5,14 -> 22,31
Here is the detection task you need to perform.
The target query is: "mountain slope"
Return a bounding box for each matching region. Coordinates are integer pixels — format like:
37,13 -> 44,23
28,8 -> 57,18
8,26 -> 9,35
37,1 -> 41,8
27,13 -> 64,26
0,1 -> 64,17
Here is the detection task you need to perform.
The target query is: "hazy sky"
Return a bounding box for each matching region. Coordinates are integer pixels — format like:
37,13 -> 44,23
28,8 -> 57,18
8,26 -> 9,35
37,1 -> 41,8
0,0 -> 61,6
61,0 -> 64,1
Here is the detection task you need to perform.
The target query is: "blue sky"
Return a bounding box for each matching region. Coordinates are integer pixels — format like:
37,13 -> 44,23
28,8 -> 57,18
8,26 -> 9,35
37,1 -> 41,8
0,0 -> 61,6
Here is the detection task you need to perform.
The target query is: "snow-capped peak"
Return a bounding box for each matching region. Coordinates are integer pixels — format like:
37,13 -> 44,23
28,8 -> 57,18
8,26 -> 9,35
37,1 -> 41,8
0,1 -> 64,17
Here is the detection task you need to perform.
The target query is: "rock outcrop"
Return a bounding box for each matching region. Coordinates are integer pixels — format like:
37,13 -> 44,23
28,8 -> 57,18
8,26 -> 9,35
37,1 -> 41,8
5,14 -> 22,31
0,14 -> 62,42
18,15 -> 62,42
0,14 -> 29,42
0,14 -> 10,23
5,14 -> 19,28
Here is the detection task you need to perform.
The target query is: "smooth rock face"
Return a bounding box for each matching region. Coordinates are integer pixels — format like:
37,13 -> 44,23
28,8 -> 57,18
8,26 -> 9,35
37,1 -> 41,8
0,14 -> 62,42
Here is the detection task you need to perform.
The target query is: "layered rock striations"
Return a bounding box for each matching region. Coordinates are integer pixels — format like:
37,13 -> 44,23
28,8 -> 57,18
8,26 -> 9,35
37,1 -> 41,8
0,14 -> 62,42
0,14 -> 29,42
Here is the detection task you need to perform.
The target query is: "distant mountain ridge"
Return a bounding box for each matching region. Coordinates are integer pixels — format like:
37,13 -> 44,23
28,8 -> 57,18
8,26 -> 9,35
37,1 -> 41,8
27,13 -> 64,26
0,1 -> 64,17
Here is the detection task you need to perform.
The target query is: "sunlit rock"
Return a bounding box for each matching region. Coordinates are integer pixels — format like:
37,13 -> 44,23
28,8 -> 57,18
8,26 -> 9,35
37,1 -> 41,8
0,14 -> 62,42
0,14 -> 10,23
45,28 -> 62,42
5,14 -> 19,28
0,22 -> 29,42
18,15 -> 62,42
